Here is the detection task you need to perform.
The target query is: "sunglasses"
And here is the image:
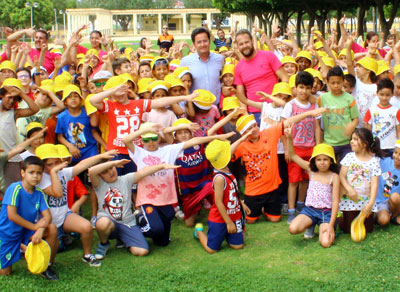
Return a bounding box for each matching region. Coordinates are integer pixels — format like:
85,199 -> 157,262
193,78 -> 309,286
154,59 -> 169,67
95,81 -> 107,87
142,136 -> 158,143
163,27 -> 168,29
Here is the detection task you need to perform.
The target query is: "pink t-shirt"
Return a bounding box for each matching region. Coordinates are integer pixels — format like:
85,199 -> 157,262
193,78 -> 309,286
29,48 -> 58,74
234,50 -> 282,113
0,51 -> 8,61
193,105 -> 221,137
351,42 -> 386,59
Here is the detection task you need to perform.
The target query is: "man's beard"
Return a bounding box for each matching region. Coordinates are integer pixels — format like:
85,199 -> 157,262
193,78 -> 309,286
241,46 -> 254,57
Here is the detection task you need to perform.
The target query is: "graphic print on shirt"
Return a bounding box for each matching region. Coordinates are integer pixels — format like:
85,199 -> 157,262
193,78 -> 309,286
114,107 -> 141,147
372,111 -> 393,140
345,163 -> 371,201
325,106 -> 345,127
382,171 -> 399,198
243,150 -> 271,182
103,187 -> 123,220
68,122 -> 87,148
142,155 -> 168,199
48,174 -> 68,208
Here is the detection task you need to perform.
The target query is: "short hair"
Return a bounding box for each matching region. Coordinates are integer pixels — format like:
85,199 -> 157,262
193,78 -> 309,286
377,77 -> 394,93
344,73 -> 356,88
295,71 -> 314,87
191,27 -> 210,43
36,29 -> 49,40
16,67 -> 31,77
112,58 -> 130,75
138,61 -> 151,71
22,156 -> 44,171
90,30 -> 102,38
217,28 -> 224,33
327,66 -> 344,80
236,29 -> 253,40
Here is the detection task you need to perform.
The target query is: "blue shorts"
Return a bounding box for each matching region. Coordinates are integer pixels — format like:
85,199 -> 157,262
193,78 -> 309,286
300,206 -> 332,225
0,230 -> 35,269
207,220 -> 244,251
109,221 -> 149,250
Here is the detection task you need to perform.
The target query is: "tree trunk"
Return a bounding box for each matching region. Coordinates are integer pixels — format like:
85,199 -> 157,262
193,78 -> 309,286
336,8 -> 342,39
308,13 -> 315,41
296,10 -> 303,46
357,7 -> 366,37
376,0 -> 400,41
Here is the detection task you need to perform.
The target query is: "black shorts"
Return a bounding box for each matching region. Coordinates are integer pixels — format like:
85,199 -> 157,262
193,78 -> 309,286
244,189 -> 281,219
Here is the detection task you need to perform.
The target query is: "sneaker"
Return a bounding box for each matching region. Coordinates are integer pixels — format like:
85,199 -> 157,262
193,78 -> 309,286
95,242 -> 110,260
41,266 -> 58,281
304,224 -> 316,239
115,239 -> 125,249
281,203 -> 289,215
82,254 -> 101,267
134,209 -> 146,227
90,216 -> 97,229
193,223 -> 203,239
202,199 -> 212,210
287,212 -> 296,224
175,209 -> 185,221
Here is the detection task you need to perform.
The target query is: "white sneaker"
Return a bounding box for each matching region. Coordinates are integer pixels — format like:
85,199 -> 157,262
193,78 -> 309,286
304,224 -> 316,239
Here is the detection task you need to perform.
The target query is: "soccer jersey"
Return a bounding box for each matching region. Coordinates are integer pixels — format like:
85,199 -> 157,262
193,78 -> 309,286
100,99 -> 152,154
0,182 -> 49,241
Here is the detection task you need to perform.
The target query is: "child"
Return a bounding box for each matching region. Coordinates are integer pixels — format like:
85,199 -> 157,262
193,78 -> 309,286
318,66 -> 360,161
174,66 -> 193,93
165,74 -> 194,117
338,128 -> 383,235
364,78 -> 400,156
194,139 -> 250,253
89,159 -> 179,259
112,58 -> 132,75
123,122 -> 233,247
281,56 -> 298,77
281,71 -> 322,223
0,156 -> 58,280
343,73 -> 356,94
286,133 -> 340,247
295,51 -> 312,72
151,57 -> 169,80
138,62 -> 152,79
219,64 -> 236,109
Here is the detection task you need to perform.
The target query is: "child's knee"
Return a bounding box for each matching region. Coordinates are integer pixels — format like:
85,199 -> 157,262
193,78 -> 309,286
96,217 -> 113,231
229,244 -> 243,250
377,212 -> 390,226
81,220 -> 93,234
47,223 -> 58,238
130,247 -> 149,256
288,224 -> 299,234
0,267 -> 12,276
319,237 -> 333,248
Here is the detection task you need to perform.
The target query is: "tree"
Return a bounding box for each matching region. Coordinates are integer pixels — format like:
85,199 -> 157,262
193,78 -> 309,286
375,0 -> 400,39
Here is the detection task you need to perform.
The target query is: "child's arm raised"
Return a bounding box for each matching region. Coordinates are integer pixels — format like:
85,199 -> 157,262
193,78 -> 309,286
182,132 -> 235,150
6,127 -> 47,160
57,134 -> 81,160
230,131 -> 252,155
71,150 -> 118,178
214,175 -> 236,234
285,128 -> 311,171
89,84 -> 130,110
282,107 -> 326,127
257,91 -> 286,107
89,159 -> 130,188
12,88 -> 40,120
345,38 -> 356,76
163,122 -> 199,135
38,87 -> 65,115
208,107 -> 245,136
150,92 -> 198,110
236,87 -> 262,110
43,161 -> 69,198
123,123 -> 164,155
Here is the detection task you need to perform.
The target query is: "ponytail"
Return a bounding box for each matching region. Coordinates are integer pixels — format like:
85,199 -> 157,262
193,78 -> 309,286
370,136 -> 385,158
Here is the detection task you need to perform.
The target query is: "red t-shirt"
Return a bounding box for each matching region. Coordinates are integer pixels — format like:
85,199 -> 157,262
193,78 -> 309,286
100,99 -> 152,154
29,48 -> 58,74
67,176 -> 88,209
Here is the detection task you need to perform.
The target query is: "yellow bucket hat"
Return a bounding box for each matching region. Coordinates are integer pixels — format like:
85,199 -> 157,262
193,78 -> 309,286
84,94 -> 98,115
50,48 -> 62,55
376,60 -> 390,76
0,60 -> 16,73
220,64 -> 235,78
76,53 -> 86,60
304,68 -> 323,82
139,54 -> 154,63
350,210 -> 367,242
25,122 -> 43,136
53,71 -> 73,93
289,73 -> 297,88
316,51 -> 327,58
205,139 -> 231,169
25,240 -> 51,274
311,143 -> 336,163
236,114 -> 256,135
219,46 -> 229,53
174,67 -> 191,79
0,78 -> 23,90
39,84 -> 55,94
165,74 -> 184,88
124,47 -> 133,59
193,89 -> 216,110
321,56 -> 335,68
62,84 -> 82,101
314,41 -> 323,50
222,96 -> 240,112
150,56 -> 169,70
103,75 -> 127,91
147,80 -> 171,94
137,78 -> 153,94
225,57 -> 238,65
356,57 -> 378,75
169,59 -> 180,71
296,51 -> 312,62
272,82 -> 292,96
36,144 -> 59,160
86,48 -> 99,58
139,122 -> 159,139
281,56 -> 298,67
119,73 -> 137,92
339,48 -> 354,60
172,118 -> 191,127
394,64 -> 400,76
331,50 -> 338,59
55,144 -> 72,159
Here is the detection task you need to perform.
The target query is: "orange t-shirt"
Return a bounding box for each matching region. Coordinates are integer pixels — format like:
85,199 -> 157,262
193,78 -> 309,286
233,123 -> 283,196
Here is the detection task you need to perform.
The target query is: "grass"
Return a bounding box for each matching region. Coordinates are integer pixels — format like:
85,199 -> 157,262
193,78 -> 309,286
1,202 -> 400,292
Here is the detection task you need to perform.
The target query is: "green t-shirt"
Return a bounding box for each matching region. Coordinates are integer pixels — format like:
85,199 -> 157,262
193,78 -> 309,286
318,91 -> 359,146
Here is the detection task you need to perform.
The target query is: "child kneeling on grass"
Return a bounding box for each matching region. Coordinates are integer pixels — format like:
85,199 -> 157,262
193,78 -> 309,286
0,156 -> 58,280
89,159 -> 179,260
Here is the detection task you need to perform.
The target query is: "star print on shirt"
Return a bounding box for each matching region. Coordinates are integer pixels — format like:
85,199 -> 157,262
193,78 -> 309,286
114,109 -> 120,115
124,109 -> 131,115
134,107 -> 140,114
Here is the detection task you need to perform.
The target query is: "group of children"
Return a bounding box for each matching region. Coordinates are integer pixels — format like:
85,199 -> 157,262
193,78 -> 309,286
1,22 -> 400,281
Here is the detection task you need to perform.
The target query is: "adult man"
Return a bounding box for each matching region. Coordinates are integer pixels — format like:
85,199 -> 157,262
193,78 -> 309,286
234,29 -> 288,124
158,25 -> 174,52
180,27 -> 224,104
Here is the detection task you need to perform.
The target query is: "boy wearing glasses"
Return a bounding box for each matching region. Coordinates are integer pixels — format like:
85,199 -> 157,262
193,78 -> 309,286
158,25 -> 174,52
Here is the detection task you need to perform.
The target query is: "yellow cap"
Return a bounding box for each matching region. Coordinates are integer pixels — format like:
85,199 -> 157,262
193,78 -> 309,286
225,57 -> 238,65
139,54 -> 154,63
165,74 -> 184,88
62,84 -> 82,101
53,71 -> 73,92
25,122 -> 43,135
331,50 -> 338,59
147,80 -> 171,94
311,143 -> 336,163
25,240 -> 51,274
205,139 -> 231,169
119,73 -> 137,92
172,118 -> 191,127
222,96 -> 240,112
339,48 -> 354,60
395,140 -> 400,148
36,144 -> 59,160
77,58 -> 93,68
281,56 -> 298,67
169,59 -> 180,71
174,67 -> 191,79
236,114 -> 256,135
305,68 -> 323,82
86,48 -> 99,58
0,60 -> 16,73
193,89 -> 216,110
84,94 -> 98,115
0,78 -> 22,90
314,41 -> 323,50
219,46 -> 229,53
124,47 -> 133,59
50,48 -> 62,55
296,51 -> 312,62
55,144 -> 72,159
39,84 -> 55,94
150,56 -> 169,70
76,53 -> 86,60
394,64 -> 400,76
351,210 -> 367,242
41,79 -> 54,86
316,51 -> 328,58
289,73 -> 297,88
272,82 -> 292,96
103,75 -> 127,90
321,56 -> 335,68
376,60 -> 390,76
139,122 -> 159,139
220,64 -> 235,78
137,78 -> 153,94
356,57 -> 378,75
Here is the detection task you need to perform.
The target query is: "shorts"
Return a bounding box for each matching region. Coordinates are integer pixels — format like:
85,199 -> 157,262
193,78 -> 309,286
300,206 -> 332,225
207,221 -> 244,251
376,200 -> 391,214
140,204 -> 175,246
181,182 -> 213,219
288,147 -> 312,183
108,221 -> 149,250
0,230 -> 34,269
244,189 -> 281,220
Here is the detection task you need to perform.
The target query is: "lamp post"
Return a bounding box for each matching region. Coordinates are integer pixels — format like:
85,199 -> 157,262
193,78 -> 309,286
25,2 -> 38,42
59,10 -> 66,38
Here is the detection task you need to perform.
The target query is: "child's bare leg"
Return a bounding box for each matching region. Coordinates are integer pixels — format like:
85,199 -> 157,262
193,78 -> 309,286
96,217 -> 114,244
229,244 -> 244,250
389,192 -> 400,224
376,210 -> 391,226
298,180 -> 309,203
185,215 -> 197,227
88,186 -> 98,218
319,223 -> 335,248
63,213 -> 93,255
288,214 -> 313,234
129,246 -> 149,256
196,230 -> 216,254
0,266 -> 12,276
288,182 -> 299,210
43,223 -> 59,263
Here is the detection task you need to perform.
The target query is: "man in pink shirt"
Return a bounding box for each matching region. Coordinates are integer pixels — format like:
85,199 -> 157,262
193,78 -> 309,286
234,29 -> 288,125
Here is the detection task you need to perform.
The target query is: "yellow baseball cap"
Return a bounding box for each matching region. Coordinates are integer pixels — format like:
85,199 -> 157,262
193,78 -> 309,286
86,48 -> 99,58
272,82 -> 292,96
103,75 -> 127,90
55,144 -> 72,159
225,57 -> 238,65
356,57 -> 378,75
0,78 -> 22,90
53,71 -> 73,92
394,64 -> 400,76
62,84 -> 82,101
119,73 -> 137,92
236,114 -> 256,135
139,122 -> 159,139
193,89 -> 216,110
296,51 -> 312,62
314,41 -> 323,50
139,54 -> 154,63
147,80 -> 171,94
165,74 -> 184,88
205,139 -> 231,169
25,240 -> 51,274
220,64 -> 235,78
321,57 -> 335,68
84,94 -> 97,115
376,60 -> 390,76
174,67 -> 191,79
289,73 -> 297,88
150,56 -> 169,70
36,144 -> 59,160
0,60 -> 16,73
25,122 -> 43,136
305,68 -> 323,82
219,46 -> 229,53
222,96 -> 240,112
169,59 -> 180,71
311,143 -> 336,163
339,48 -> 354,60
137,78 -> 153,94
281,56 -> 298,67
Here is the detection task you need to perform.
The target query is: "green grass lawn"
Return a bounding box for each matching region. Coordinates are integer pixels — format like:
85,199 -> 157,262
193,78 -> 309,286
1,202 -> 400,292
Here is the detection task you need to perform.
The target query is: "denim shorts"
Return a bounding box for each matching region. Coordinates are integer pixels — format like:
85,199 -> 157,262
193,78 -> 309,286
300,206 -> 332,225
